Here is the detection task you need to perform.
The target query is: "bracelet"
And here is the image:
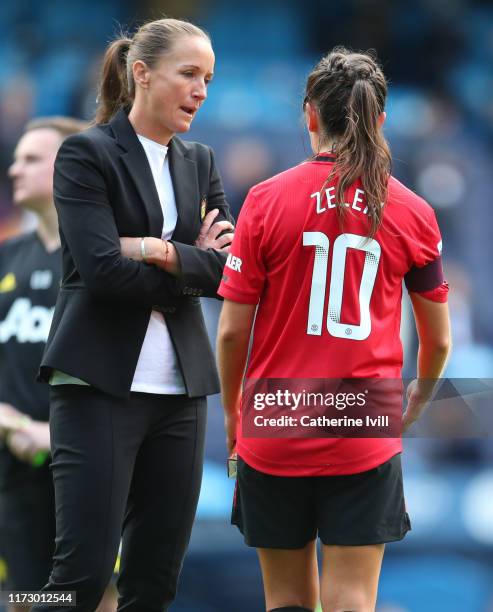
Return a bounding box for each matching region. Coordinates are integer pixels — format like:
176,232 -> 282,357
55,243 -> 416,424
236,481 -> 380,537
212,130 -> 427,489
163,239 -> 169,266
140,237 -> 147,262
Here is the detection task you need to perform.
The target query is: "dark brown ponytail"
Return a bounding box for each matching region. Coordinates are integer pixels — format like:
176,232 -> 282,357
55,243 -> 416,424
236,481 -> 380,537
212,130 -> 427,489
96,38 -> 132,124
304,47 -> 391,238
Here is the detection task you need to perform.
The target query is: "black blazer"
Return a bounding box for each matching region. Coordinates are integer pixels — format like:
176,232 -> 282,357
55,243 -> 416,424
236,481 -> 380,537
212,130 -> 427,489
40,109 -> 234,399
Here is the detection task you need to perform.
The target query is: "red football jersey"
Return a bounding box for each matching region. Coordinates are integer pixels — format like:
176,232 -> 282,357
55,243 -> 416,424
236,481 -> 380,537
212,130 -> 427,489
218,154 -> 446,476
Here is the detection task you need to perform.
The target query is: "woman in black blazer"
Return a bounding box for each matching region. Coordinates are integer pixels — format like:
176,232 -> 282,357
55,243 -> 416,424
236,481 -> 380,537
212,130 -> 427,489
34,18 -> 234,612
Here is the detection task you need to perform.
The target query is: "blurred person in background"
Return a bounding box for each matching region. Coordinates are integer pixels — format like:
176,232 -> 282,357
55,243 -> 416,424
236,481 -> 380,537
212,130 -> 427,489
33,17 -> 234,612
0,117 -> 122,612
217,47 -> 451,612
222,137 -> 274,218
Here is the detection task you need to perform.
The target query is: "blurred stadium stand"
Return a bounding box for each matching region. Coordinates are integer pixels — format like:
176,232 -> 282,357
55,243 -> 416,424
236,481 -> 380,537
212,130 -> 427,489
1,0 -> 492,610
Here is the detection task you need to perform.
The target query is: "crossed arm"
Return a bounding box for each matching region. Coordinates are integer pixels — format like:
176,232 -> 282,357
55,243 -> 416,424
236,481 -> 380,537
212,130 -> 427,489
55,134 -> 234,304
119,208 -> 234,273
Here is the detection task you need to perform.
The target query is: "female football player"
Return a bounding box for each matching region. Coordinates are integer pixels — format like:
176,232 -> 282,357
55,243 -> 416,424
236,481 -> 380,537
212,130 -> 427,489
217,47 -> 450,612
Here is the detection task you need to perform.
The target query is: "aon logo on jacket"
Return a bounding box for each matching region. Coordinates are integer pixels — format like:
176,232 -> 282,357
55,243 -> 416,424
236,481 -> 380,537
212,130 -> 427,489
0,298 -> 54,343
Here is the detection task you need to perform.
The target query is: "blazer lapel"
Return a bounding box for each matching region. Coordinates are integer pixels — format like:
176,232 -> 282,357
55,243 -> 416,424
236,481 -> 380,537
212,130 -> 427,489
110,110 -> 163,237
169,138 -> 200,243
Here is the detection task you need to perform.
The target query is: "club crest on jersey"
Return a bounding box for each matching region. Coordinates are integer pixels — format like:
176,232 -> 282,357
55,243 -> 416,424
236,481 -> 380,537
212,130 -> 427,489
30,270 -> 53,290
226,253 -> 242,273
0,273 -> 16,293
200,196 -> 207,221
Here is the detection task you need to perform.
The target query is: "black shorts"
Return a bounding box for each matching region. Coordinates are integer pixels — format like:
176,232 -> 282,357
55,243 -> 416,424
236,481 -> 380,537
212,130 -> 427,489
232,453 -> 411,549
0,476 -> 55,590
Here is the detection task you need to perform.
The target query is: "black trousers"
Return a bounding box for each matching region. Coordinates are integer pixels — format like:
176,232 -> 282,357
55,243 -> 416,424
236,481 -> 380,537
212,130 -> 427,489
32,385 -> 207,612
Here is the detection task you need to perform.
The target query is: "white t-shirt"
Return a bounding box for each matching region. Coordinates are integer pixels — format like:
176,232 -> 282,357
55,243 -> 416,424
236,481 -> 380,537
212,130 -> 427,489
130,134 -> 186,394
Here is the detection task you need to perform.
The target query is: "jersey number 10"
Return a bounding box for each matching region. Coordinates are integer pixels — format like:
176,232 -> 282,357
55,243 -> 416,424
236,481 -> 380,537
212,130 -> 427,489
303,232 -> 381,340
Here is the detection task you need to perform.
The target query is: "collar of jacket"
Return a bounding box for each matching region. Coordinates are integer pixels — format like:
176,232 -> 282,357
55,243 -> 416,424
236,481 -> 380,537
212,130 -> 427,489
108,108 -> 198,241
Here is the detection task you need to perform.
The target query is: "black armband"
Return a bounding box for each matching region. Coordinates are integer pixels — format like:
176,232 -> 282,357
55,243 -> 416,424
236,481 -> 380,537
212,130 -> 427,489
404,256 -> 444,292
